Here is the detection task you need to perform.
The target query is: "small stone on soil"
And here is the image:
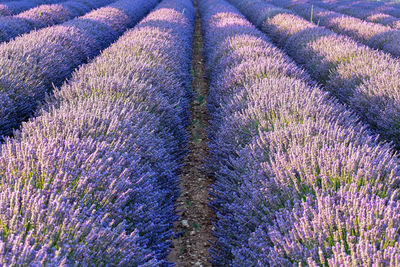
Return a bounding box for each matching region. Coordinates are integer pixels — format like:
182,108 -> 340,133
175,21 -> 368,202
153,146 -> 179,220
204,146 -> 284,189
182,220 -> 190,228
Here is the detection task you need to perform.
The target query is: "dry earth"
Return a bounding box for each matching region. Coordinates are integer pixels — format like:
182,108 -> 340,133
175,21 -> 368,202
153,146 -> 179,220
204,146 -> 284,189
168,0 -> 216,265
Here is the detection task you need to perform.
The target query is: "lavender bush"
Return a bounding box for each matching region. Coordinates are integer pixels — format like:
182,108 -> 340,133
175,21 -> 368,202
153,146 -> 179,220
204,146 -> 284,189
372,1 -> 400,18
304,0 -> 400,25
308,0 -> 400,29
230,0 -> 400,148
0,0 -> 116,44
200,0 -> 400,265
0,0 -> 157,140
269,0 -> 400,58
0,0 -> 66,15
0,0 -> 194,264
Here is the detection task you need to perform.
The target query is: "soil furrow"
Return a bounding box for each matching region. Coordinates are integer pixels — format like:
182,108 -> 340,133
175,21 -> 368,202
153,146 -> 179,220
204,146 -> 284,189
168,0 -> 215,265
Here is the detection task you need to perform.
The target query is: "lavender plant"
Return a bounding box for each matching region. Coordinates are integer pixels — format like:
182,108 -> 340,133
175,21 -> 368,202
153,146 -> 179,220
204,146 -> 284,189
200,0 -> 400,265
0,0 -> 116,44
0,0 -> 157,140
0,0 -> 66,15
306,0 -> 400,23
0,0 -> 194,264
307,0 -> 400,29
270,0 -> 400,58
367,1 -> 400,18
231,0 -> 400,148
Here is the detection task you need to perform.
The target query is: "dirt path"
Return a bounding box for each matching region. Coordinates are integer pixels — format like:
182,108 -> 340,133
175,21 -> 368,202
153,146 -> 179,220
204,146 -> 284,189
168,0 -> 215,265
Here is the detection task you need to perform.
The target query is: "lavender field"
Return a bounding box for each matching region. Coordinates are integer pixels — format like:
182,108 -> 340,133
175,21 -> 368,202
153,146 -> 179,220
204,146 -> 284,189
0,0 -> 400,265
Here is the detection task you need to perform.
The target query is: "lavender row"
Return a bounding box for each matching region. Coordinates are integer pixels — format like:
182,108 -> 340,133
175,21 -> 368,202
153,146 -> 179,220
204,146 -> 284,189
302,0 -> 400,30
311,1 -> 400,29
0,0 -> 115,44
321,0 -> 400,19
0,0 -> 194,264
200,0 -> 400,265
232,0 -> 400,148
269,0 -> 400,58
0,0 -> 65,15
0,0 -> 157,140
306,0 -> 400,29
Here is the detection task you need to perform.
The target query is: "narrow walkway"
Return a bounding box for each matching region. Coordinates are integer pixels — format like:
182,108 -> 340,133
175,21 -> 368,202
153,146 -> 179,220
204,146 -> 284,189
168,0 -> 215,265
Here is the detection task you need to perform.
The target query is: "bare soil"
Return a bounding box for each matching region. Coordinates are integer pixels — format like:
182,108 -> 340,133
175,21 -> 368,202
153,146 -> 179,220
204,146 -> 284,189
168,0 -> 215,266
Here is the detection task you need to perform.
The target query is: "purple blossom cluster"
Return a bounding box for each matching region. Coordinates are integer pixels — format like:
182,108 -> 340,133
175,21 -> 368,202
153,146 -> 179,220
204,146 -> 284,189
0,0 -> 65,16
200,0 -> 400,265
0,0 -> 116,44
0,0 -> 194,264
269,0 -> 400,58
230,0 -> 400,149
0,0 -> 157,140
